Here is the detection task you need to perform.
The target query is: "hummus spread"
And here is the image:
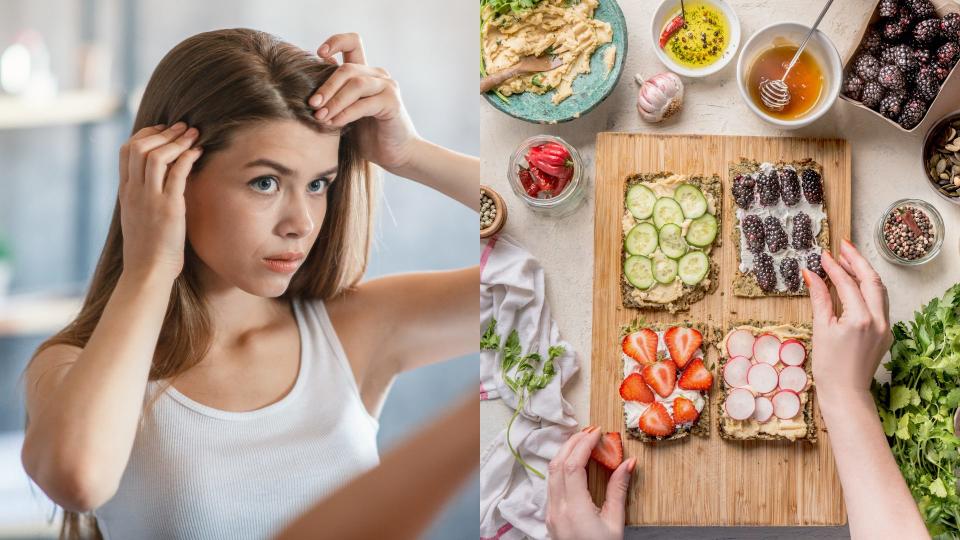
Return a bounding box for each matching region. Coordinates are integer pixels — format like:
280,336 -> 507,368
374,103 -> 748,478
481,0 -> 614,104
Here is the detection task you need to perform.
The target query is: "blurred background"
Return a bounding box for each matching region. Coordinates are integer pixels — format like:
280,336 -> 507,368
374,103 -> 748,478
0,0 -> 477,538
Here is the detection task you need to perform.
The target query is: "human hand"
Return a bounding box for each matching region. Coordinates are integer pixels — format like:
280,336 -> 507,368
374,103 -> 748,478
546,426 -> 636,540
118,122 -> 203,282
805,240 -> 893,404
310,33 -> 420,174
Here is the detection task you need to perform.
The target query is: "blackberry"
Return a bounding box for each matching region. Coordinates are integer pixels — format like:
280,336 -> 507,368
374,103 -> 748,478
861,81 -> 885,109
778,167 -> 801,206
854,54 -> 881,80
879,0 -> 899,17
842,73 -> 865,100
915,69 -> 940,101
763,216 -> 788,253
899,98 -> 927,129
742,214 -> 765,254
792,212 -> 814,250
757,169 -> 781,206
937,41 -> 959,66
931,62 -> 951,81
805,252 -> 827,280
942,13 -> 960,38
883,17 -> 910,42
877,64 -> 905,90
800,168 -> 824,204
879,91 -> 905,119
914,47 -> 932,65
732,173 -> 756,210
863,28 -> 884,54
913,18 -> 942,46
754,253 -> 777,292
907,0 -> 936,18
780,257 -> 802,292
883,44 -> 921,73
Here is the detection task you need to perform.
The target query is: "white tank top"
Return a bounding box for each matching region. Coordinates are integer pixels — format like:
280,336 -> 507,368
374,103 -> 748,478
93,297 -> 380,539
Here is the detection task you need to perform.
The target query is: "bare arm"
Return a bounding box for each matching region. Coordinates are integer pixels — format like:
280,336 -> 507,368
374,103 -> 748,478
273,394 -> 478,540
387,139 -> 479,212
21,122 -> 203,511
806,240 -> 929,540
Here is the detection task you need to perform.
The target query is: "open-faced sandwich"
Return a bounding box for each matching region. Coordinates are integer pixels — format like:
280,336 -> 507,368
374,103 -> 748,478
621,173 -> 721,313
620,321 -> 714,441
718,321 -> 817,442
730,158 -> 829,297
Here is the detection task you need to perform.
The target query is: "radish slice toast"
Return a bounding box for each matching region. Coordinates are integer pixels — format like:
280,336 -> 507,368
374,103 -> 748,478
752,396 -> 774,423
725,388 -> 756,420
752,333 -> 781,365
723,356 -> 752,388
772,390 -> 801,419
779,339 -> 806,366
747,362 -> 778,394
725,329 -> 755,358
778,366 -> 808,392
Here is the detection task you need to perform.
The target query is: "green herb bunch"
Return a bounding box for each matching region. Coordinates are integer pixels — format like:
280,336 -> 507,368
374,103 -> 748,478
872,283 -> 960,538
482,318 -> 565,479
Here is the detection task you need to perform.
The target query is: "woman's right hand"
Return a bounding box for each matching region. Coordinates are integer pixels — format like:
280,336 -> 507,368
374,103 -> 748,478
118,122 -> 203,282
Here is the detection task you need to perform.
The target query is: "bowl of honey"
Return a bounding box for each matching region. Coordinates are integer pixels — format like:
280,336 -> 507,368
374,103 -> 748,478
736,22 -> 842,129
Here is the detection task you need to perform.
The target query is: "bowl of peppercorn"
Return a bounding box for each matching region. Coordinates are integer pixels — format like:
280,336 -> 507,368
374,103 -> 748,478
875,198 -> 943,265
481,185 -> 506,239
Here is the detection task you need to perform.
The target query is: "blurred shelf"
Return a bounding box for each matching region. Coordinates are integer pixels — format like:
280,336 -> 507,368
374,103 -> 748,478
0,294 -> 83,338
0,90 -> 121,130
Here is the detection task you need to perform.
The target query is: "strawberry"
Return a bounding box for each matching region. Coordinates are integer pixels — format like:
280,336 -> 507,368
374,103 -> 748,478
619,373 -> 655,403
663,326 -> 703,369
622,328 -> 658,365
672,396 -> 700,427
518,167 -> 539,197
677,358 -> 713,391
589,431 -> 623,470
638,402 -> 676,437
642,360 -> 677,398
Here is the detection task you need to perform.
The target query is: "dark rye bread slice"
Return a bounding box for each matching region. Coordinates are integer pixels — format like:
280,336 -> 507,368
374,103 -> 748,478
620,320 -> 720,442
620,172 -> 722,313
716,320 -> 818,443
730,158 -> 830,298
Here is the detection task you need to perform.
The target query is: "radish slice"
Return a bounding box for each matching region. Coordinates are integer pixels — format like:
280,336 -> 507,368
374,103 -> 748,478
725,388 -> 756,420
726,329 -> 755,358
747,363 -> 778,394
752,334 -> 781,365
752,396 -> 774,423
778,366 -> 808,392
723,356 -> 752,388
779,339 -> 807,366
772,390 -> 801,419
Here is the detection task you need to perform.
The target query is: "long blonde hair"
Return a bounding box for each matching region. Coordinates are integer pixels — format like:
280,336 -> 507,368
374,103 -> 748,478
28,28 -> 380,539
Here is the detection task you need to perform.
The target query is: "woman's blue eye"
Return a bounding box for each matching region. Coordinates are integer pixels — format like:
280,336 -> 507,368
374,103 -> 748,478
308,178 -> 331,194
249,176 -> 278,193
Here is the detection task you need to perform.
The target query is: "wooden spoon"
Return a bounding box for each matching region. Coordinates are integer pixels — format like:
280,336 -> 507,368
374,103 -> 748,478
480,55 -> 562,94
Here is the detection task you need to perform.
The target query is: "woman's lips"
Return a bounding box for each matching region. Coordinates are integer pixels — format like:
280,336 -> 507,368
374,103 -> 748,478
263,256 -> 304,274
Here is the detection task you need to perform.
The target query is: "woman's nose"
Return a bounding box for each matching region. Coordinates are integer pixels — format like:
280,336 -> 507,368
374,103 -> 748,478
278,195 -> 315,238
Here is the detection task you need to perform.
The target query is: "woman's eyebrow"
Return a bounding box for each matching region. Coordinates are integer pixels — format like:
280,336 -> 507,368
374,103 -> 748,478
243,158 -> 337,178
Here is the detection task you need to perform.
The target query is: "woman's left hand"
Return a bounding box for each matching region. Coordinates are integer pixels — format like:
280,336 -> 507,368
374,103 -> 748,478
310,33 -> 420,174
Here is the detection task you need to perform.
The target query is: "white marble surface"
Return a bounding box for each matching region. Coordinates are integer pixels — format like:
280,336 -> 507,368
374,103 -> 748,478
480,0 -> 960,537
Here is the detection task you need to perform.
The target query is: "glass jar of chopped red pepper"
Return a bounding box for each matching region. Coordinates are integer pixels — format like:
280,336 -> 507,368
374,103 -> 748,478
507,135 -> 585,216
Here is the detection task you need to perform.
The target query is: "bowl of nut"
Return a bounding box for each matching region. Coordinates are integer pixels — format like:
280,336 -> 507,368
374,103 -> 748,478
481,185 -> 506,239
923,111 -> 960,203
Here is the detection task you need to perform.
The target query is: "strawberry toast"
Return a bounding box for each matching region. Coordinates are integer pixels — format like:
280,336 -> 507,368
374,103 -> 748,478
717,321 -> 817,442
620,321 -> 715,441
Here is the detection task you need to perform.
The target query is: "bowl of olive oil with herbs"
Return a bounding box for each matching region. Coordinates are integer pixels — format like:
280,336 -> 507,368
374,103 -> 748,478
651,0 -> 741,77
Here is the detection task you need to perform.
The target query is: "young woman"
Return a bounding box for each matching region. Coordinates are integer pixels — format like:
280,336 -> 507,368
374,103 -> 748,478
20,29 -> 478,539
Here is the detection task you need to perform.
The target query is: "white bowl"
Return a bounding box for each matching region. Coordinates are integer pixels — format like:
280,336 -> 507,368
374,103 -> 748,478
736,22 -> 842,129
650,0 -> 741,78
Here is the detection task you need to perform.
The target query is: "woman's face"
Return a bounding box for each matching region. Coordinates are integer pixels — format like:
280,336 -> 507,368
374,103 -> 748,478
184,119 -> 340,298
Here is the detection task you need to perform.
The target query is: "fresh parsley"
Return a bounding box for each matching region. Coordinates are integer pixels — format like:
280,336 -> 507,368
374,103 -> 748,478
871,283 -> 960,538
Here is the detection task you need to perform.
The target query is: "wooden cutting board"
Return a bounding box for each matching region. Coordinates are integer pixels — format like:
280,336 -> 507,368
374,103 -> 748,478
587,133 -> 851,526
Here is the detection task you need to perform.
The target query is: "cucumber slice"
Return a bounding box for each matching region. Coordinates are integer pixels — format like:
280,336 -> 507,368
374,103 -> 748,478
623,255 -> 655,290
652,254 -> 679,284
626,185 -> 657,220
686,213 -> 718,247
652,198 -> 684,229
678,251 -> 710,285
673,184 -> 708,219
625,223 -> 658,256
658,223 -> 687,259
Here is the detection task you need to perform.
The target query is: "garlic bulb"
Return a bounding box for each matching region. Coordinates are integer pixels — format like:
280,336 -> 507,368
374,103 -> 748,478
635,72 -> 684,123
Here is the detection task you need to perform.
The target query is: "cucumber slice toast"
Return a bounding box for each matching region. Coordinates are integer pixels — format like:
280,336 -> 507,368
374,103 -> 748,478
673,184 -> 707,219
625,223 -> 658,256
678,251 -> 709,285
686,213 -> 718,247
626,184 -> 657,220
624,255 -> 655,290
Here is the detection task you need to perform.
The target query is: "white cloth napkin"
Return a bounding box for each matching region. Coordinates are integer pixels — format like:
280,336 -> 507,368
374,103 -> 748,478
479,233 -> 580,540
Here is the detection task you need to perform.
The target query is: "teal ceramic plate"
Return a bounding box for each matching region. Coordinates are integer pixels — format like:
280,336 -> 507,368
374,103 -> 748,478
482,0 -> 627,124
